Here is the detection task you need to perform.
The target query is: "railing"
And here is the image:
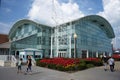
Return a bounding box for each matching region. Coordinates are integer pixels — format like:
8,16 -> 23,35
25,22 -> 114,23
0,55 -> 9,61
0,55 -> 17,67
10,55 -> 17,64
0,55 -> 36,67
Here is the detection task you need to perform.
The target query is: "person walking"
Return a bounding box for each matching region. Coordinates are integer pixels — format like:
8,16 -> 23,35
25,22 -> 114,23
102,55 -> 108,71
17,58 -> 23,73
108,57 -> 115,72
26,55 -> 32,73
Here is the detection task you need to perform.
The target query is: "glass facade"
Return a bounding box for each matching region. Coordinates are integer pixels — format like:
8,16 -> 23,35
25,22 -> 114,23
9,15 -> 115,58
9,20 -> 51,58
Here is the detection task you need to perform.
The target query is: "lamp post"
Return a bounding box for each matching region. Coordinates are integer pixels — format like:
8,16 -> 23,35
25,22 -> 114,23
74,33 -> 77,58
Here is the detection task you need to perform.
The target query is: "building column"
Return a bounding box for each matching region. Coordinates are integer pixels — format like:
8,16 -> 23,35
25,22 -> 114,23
86,50 -> 89,58
69,35 -> 71,58
56,36 -> 58,57
50,35 -> 53,58
96,51 -> 98,58
103,52 -> 105,56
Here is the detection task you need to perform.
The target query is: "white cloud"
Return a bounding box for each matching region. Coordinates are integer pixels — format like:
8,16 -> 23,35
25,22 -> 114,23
27,0 -> 84,26
1,7 -> 11,13
98,0 -> 120,49
0,22 -> 11,34
5,8 -> 11,13
88,8 -> 93,11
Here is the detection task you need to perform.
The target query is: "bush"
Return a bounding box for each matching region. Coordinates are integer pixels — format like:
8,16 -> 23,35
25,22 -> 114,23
77,60 -> 87,70
36,59 -> 41,66
65,64 -> 76,71
86,64 -> 94,68
84,60 -> 102,66
47,64 -> 56,69
39,63 -> 47,67
93,61 -> 103,66
56,65 -> 65,71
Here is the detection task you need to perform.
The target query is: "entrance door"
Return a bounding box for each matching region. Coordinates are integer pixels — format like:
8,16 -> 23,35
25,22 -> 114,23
82,50 -> 87,58
16,51 -> 19,59
58,51 -> 66,58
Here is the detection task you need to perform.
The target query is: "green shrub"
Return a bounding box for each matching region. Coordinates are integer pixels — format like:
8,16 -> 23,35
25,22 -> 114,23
84,60 -> 103,66
36,59 -> 41,66
65,64 -> 76,71
38,62 -> 47,67
93,61 -> 103,66
56,65 -> 65,71
77,60 -> 87,70
85,60 -> 93,64
86,64 -> 94,68
47,64 -> 56,69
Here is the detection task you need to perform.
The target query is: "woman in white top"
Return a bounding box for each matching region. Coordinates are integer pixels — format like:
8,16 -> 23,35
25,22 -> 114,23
17,58 -> 23,73
108,57 -> 115,72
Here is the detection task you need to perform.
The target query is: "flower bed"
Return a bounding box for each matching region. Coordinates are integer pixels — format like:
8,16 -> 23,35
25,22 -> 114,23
36,58 -> 102,72
40,58 -> 79,67
112,54 -> 120,61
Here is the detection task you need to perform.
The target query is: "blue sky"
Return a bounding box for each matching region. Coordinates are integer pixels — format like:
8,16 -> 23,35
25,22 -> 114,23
0,0 -> 120,49
0,0 -> 31,23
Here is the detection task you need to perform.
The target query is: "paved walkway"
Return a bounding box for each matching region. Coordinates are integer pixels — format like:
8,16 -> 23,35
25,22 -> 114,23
0,61 -> 120,80
114,61 -> 120,71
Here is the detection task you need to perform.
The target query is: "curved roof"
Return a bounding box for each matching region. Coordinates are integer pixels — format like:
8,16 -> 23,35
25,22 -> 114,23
74,15 -> 115,38
9,15 -> 115,39
9,19 -> 51,38
54,15 -> 115,38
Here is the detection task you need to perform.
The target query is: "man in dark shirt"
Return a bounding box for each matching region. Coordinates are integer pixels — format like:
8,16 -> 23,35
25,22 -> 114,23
26,55 -> 32,73
102,55 -> 108,71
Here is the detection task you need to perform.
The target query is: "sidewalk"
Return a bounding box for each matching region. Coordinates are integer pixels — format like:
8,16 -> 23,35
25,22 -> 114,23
0,62 -> 120,80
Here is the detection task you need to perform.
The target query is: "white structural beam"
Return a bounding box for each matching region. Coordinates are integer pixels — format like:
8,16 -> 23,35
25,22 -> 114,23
69,35 -> 71,58
50,35 -> 53,58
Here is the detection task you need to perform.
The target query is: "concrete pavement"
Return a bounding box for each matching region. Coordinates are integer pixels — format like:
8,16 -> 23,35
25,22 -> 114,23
0,61 -> 120,80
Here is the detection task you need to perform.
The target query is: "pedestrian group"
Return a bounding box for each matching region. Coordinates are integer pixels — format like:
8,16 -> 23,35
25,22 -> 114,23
17,55 -> 33,74
102,55 -> 115,72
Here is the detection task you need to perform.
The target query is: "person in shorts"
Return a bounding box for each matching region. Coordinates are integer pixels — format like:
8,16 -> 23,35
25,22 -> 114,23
108,57 -> 115,72
17,58 -> 23,73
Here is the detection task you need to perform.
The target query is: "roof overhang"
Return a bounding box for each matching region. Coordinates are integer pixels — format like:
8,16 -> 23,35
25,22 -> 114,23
78,15 -> 115,38
8,19 -> 51,39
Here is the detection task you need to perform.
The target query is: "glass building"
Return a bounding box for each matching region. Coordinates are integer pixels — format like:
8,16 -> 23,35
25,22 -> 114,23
9,15 -> 115,59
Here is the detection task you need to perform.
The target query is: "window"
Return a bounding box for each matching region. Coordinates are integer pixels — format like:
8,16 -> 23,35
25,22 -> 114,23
38,28 -> 41,32
42,37 -> 46,45
37,37 -> 41,45
49,37 -> 51,45
42,29 -> 46,32
24,24 -> 29,33
49,29 -> 51,33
